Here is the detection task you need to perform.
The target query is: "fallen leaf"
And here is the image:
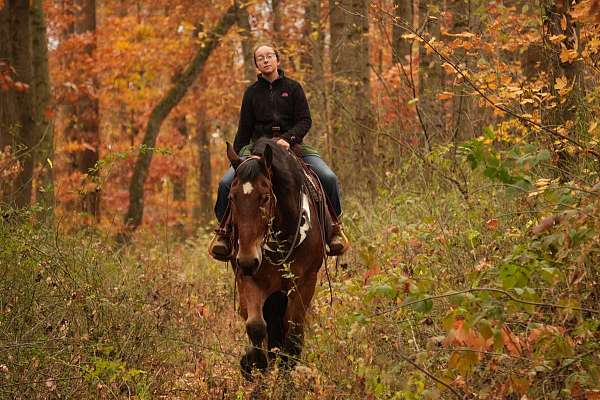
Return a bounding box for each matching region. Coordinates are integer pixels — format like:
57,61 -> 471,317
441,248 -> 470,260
485,219 -> 499,230
531,216 -> 559,235
501,325 -> 523,356
363,264 -> 381,284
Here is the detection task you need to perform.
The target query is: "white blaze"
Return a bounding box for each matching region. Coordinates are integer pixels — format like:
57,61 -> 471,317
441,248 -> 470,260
242,182 -> 254,195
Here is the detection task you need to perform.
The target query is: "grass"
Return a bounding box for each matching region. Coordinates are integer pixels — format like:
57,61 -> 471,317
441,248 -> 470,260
1,153 -> 599,399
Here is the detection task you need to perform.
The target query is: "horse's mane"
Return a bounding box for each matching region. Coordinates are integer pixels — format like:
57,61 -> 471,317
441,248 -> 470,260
236,138 -> 303,192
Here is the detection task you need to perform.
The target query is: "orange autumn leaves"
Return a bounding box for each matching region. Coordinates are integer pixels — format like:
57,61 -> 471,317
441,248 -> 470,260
444,318 -> 569,358
443,319 -> 574,395
573,0 -> 600,24
0,60 -> 29,92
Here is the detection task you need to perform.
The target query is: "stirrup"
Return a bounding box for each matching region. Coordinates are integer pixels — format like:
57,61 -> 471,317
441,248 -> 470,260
327,224 -> 349,256
208,231 -> 232,261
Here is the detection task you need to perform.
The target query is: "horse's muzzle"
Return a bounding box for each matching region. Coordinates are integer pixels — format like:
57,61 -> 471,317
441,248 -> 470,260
237,254 -> 262,276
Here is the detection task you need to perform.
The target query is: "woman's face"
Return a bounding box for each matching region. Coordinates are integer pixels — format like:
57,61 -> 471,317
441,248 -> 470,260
255,46 -> 279,75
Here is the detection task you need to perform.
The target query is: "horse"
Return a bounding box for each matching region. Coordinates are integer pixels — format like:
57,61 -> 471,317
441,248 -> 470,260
225,137 -> 326,379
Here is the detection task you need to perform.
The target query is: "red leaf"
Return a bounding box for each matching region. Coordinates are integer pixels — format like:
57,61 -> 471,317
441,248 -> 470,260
363,264 -> 380,285
44,107 -> 56,119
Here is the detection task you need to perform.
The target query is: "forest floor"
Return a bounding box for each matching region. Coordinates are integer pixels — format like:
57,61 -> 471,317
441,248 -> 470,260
2,160 -> 599,399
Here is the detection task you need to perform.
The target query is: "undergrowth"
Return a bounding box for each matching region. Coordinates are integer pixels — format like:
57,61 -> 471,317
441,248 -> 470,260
1,142 -> 599,399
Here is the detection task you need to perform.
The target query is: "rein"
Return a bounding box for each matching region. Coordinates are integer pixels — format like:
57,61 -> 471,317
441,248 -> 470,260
231,150 -> 318,268
265,181 -> 305,265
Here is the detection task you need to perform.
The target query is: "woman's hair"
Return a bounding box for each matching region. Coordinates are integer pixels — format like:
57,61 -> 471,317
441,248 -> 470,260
253,43 -> 280,67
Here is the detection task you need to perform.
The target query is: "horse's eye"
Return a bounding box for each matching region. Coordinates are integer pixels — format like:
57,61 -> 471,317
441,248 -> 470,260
261,194 -> 270,204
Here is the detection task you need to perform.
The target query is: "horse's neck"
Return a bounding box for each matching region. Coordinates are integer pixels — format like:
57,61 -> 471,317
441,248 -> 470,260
272,172 -> 302,236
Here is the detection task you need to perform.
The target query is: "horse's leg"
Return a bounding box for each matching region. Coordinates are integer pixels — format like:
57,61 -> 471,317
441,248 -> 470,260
237,276 -> 268,380
263,290 -> 287,361
282,271 -> 318,368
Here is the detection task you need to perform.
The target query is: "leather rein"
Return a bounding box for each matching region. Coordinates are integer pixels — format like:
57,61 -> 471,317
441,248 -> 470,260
233,154 -> 307,267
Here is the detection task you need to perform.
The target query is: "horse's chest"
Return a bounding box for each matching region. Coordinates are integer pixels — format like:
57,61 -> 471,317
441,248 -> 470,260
263,193 -> 311,264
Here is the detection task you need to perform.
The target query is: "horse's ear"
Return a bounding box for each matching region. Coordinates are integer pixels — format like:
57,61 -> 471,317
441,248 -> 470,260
227,142 -> 242,169
262,144 -> 273,170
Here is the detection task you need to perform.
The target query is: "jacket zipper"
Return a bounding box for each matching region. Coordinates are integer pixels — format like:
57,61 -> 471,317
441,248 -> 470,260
269,83 -> 276,135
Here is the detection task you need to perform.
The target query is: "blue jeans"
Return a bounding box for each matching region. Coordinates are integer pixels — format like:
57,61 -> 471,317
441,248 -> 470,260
214,155 -> 342,222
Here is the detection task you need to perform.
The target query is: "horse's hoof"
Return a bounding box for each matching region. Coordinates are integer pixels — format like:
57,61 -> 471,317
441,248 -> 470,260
240,347 -> 268,381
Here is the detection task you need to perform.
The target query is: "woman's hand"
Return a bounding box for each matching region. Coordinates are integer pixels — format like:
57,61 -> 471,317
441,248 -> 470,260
275,138 -> 290,151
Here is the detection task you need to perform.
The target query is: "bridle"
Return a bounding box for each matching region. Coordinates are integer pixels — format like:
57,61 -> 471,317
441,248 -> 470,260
232,154 -> 306,267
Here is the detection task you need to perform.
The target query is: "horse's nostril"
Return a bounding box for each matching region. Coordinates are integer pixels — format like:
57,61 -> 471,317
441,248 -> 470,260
237,256 -> 261,275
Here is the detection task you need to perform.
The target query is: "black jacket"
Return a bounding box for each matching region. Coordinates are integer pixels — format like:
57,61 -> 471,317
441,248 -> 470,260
233,70 -> 312,153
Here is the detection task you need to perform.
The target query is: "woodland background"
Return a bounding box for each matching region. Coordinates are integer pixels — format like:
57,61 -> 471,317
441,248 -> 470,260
1,0 -> 600,398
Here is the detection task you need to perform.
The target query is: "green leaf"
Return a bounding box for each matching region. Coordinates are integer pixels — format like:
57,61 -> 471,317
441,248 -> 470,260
352,313 -> 369,325
499,263 -> 529,289
408,296 -> 433,314
367,284 -> 397,300
483,126 -> 495,140
478,319 -> 494,339
466,229 -> 480,243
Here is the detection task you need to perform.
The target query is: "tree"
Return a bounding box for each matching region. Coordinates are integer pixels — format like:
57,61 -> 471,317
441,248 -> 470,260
446,0 -> 473,142
541,0 -> 586,172
0,4 -> 15,154
192,95 -> 212,229
0,6 -> 16,204
329,0 -> 375,193
236,0 -> 255,82
122,4 -> 238,238
272,0 -> 283,42
542,0 -> 586,128
392,0 -> 413,64
9,0 -> 36,209
32,0 -> 54,219
64,0 -> 100,220
417,0 -> 443,149
302,0 -> 326,150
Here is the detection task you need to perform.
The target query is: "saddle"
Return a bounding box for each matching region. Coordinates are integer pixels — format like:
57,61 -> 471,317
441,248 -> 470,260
241,145 -> 333,264
290,144 -> 335,249
212,143 -> 340,263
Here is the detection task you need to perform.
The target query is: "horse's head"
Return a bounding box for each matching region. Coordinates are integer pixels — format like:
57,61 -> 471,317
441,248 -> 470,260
227,142 -> 276,276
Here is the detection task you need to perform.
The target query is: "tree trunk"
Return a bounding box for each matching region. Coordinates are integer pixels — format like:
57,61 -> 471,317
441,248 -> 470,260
192,102 -> 212,229
272,0 -> 283,42
62,0 -> 99,220
236,0 -> 255,82
0,4 -> 15,151
31,0 -> 54,220
0,4 -> 16,203
329,0 -> 375,194
392,0 -> 413,63
121,4 -> 237,238
541,0 -> 586,172
542,0 -> 585,128
76,0 -> 100,220
417,0 -> 443,148
446,0 -> 473,142
10,0 -> 36,209
172,115 -> 188,203
302,0 -> 325,146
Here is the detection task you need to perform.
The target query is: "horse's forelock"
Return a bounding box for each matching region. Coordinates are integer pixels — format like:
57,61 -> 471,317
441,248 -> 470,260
236,158 -> 265,182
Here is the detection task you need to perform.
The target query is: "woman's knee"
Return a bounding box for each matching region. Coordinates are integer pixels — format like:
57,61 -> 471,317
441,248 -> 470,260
320,170 -> 339,188
218,178 -> 230,192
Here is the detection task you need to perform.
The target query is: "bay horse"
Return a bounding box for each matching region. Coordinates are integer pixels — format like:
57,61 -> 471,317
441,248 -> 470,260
225,138 -> 326,379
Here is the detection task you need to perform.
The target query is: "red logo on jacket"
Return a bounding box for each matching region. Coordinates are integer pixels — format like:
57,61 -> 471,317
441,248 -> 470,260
281,92 -> 289,97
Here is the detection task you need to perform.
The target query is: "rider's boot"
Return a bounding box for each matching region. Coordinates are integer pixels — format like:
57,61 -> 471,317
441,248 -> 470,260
208,228 -> 232,261
327,222 -> 349,256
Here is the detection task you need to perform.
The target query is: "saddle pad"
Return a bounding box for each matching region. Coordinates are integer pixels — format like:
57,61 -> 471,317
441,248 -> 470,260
263,192 -> 311,257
